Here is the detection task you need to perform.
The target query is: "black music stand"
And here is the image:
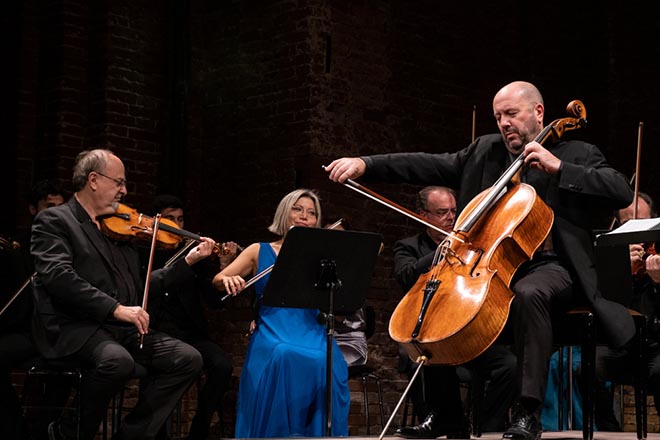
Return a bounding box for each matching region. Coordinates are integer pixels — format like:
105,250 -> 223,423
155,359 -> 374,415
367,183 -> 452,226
595,218 -> 660,304
596,217 -> 660,247
262,226 -> 382,435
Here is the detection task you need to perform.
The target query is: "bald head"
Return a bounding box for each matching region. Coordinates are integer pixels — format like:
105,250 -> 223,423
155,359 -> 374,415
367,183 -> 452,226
493,81 -> 545,154
494,81 -> 544,106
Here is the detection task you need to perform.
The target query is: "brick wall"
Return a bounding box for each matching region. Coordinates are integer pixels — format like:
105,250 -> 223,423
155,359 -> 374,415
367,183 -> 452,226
4,0 -> 660,437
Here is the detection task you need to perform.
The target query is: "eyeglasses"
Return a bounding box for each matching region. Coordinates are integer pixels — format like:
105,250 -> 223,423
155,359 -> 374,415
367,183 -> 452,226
95,171 -> 127,188
291,205 -> 317,217
424,208 -> 457,218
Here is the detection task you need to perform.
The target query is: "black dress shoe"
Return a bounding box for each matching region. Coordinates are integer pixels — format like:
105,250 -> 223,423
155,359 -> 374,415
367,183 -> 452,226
395,412 -> 470,439
502,410 -> 541,440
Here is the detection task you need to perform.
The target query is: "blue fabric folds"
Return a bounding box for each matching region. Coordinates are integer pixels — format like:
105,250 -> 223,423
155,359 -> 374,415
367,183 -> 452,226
234,243 -> 350,437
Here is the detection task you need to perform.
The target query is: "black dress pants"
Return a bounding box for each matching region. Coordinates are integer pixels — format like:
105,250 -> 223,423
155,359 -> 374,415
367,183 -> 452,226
59,326 -> 202,440
509,260 -> 574,406
187,338 -> 233,440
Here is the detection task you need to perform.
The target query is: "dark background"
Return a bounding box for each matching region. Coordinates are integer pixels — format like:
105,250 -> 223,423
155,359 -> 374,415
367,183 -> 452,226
2,0 -> 659,434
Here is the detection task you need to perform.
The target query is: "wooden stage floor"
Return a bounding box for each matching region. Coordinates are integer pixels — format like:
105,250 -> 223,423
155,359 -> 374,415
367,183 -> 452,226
226,432 -> 656,440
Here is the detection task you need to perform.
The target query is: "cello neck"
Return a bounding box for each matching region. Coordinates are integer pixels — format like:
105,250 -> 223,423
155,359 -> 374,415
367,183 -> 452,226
457,153 -> 525,233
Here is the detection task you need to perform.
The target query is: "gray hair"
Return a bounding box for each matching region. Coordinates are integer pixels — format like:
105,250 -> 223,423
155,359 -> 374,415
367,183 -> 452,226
72,149 -> 113,191
268,189 -> 322,236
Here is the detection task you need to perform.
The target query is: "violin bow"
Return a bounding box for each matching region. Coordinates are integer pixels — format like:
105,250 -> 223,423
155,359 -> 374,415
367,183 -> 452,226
471,105 -> 476,143
139,213 -> 162,349
0,274 -> 34,317
633,122 -> 644,219
339,177 -> 462,243
609,122 -> 644,230
163,238 -> 197,268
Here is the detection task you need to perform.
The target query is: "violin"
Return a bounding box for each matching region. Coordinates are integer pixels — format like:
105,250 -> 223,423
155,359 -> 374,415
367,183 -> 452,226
100,203 -> 225,254
633,242 -> 656,278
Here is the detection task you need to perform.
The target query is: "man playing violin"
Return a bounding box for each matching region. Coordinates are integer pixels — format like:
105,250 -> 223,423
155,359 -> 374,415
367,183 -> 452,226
326,81 -> 634,440
31,149 -> 212,440
595,193 -> 660,425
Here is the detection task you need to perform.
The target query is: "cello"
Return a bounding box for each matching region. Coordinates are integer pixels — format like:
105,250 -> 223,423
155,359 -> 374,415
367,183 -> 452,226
388,100 -> 588,366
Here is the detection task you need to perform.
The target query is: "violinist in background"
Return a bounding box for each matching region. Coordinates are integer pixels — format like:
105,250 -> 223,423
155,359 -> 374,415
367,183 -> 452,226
146,194 -> 234,440
326,81 -> 634,440
1,179 -> 66,440
595,192 -> 660,425
393,186 -> 516,437
31,149 -> 210,440
212,189 -> 350,437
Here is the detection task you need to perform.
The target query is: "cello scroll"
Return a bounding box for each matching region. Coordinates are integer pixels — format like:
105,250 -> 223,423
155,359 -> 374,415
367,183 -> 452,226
536,100 -> 587,145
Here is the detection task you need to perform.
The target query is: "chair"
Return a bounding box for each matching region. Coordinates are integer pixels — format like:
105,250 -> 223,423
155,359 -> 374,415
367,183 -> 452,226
346,305 -> 385,434
348,363 -> 385,434
108,362 -> 149,437
18,356 -> 83,440
553,307 -> 647,440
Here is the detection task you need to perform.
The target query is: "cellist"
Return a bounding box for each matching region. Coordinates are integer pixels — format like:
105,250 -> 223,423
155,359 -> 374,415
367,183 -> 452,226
326,81 -> 635,440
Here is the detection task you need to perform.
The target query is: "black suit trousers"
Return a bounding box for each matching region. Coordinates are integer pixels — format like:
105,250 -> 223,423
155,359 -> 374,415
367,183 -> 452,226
509,260 -> 574,405
187,338 -> 233,440
59,325 -> 202,440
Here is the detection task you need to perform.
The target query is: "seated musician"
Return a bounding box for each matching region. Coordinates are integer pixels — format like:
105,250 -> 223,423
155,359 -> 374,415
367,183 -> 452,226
212,189 -> 350,437
595,192 -> 660,426
0,179 -> 66,439
393,186 -> 516,437
146,194 -> 235,440
31,149 -> 211,440
326,81 -> 634,440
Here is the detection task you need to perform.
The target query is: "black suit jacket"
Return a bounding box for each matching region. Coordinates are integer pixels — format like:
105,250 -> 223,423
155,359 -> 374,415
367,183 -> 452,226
145,246 -> 223,341
30,197 -> 196,358
363,134 -> 635,347
393,231 -> 438,292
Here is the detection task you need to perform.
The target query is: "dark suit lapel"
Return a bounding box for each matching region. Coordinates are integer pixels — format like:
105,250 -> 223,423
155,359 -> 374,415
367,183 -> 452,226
481,142 -> 509,188
67,198 -> 117,283
123,246 -> 144,294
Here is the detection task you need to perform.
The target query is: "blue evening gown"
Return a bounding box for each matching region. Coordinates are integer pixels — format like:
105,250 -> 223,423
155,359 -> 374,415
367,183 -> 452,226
234,243 -> 350,437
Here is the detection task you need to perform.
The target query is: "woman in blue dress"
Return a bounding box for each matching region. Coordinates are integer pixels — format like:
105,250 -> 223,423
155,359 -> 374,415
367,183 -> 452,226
213,189 -> 350,438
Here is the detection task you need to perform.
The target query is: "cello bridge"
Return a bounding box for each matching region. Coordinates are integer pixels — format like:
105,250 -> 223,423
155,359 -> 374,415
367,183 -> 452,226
443,246 -> 466,266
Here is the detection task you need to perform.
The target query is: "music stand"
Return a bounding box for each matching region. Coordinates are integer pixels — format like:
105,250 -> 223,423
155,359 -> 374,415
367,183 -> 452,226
262,226 -> 382,435
595,218 -> 660,304
595,238 -> 634,305
596,217 -> 660,247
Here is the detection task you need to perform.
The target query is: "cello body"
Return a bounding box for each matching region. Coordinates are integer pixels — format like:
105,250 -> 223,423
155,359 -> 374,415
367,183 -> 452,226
389,182 -> 554,365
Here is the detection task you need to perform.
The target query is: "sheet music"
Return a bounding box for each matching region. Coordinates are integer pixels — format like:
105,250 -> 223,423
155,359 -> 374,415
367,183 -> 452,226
597,217 -> 660,247
608,218 -> 660,234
